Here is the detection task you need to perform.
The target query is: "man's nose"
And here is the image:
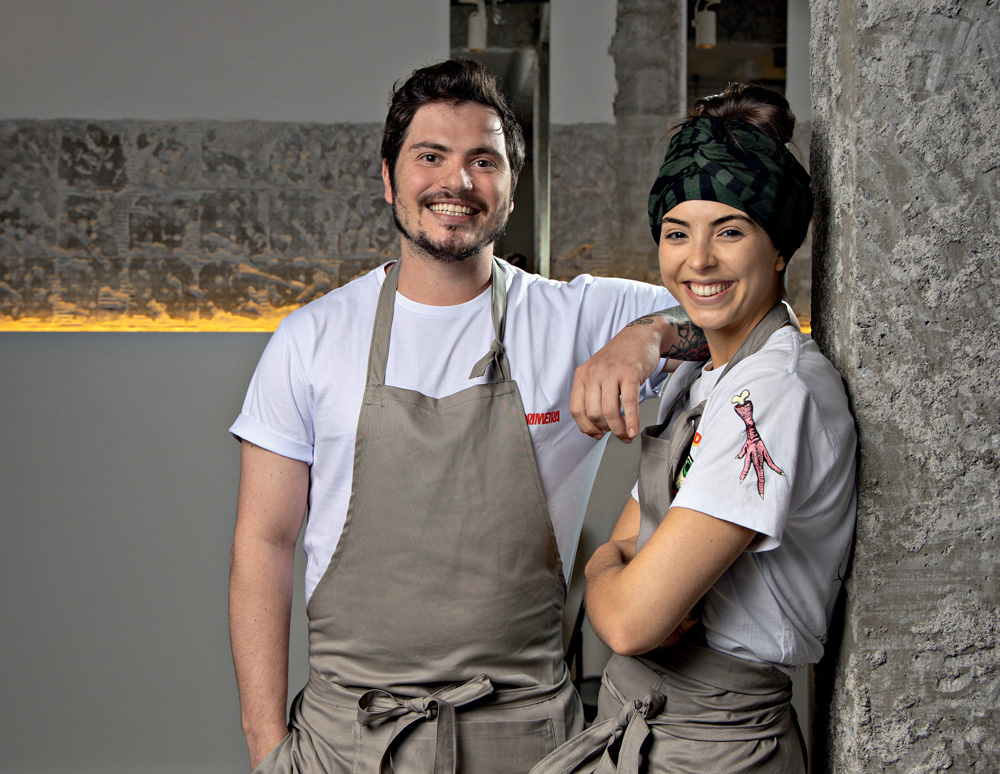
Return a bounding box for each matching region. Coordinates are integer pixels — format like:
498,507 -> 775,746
440,161 -> 473,192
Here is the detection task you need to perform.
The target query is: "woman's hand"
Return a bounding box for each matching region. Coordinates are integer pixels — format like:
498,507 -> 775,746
658,614 -> 699,648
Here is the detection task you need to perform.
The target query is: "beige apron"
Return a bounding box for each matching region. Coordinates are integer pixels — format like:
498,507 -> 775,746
530,304 -> 805,774
254,259 -> 581,774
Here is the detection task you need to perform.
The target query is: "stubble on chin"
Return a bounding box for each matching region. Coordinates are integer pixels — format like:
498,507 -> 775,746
391,201 -> 509,264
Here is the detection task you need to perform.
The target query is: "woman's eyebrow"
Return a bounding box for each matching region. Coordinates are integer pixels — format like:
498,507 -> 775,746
661,214 -> 755,227
711,214 -> 755,227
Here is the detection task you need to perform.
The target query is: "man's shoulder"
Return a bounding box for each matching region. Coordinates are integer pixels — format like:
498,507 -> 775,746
502,261 -> 670,306
279,263 -> 384,332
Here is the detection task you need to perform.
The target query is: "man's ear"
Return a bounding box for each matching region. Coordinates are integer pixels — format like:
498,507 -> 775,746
382,159 -> 393,205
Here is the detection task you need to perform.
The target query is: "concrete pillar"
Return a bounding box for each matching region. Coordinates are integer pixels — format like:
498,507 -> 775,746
809,1 -> 1000,771
609,0 -> 687,283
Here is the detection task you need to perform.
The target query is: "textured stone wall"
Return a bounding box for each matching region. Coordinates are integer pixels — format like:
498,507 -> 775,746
550,123 -> 617,279
810,1 -> 1000,771
0,120 -> 394,327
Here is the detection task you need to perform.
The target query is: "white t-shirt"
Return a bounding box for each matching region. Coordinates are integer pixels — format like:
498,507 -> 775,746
639,327 -> 857,670
231,259 -> 676,602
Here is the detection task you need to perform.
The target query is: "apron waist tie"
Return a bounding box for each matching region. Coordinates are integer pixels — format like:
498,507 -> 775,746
528,692 -> 664,774
357,673 -> 495,774
530,652 -> 793,774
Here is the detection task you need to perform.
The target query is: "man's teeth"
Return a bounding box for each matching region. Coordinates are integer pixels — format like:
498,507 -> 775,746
690,282 -> 730,297
429,203 -> 475,216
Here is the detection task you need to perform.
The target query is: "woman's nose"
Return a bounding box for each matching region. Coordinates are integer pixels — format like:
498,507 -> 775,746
687,239 -> 716,269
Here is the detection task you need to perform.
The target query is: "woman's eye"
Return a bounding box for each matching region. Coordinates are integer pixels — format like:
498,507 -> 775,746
720,228 -> 743,238
663,230 -> 686,241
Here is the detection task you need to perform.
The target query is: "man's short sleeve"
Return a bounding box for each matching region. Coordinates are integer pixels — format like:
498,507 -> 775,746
229,318 -> 315,464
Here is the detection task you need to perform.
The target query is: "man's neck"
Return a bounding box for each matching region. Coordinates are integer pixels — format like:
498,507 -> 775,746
393,245 -> 495,306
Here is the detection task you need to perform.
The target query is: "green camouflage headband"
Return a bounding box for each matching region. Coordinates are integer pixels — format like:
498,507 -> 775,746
648,116 -> 813,259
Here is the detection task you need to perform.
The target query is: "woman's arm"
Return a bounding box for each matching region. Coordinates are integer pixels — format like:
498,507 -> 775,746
585,498 -> 755,656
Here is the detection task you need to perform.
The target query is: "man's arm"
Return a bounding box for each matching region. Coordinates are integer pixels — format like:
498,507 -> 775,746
570,307 -> 707,442
229,441 -> 309,770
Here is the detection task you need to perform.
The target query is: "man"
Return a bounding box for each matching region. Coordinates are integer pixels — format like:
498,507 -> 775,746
228,59 -> 703,773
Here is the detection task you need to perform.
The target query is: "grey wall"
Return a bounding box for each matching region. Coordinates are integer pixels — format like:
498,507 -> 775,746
809,1 -> 1000,771
0,333 -> 270,773
0,1 -> 449,122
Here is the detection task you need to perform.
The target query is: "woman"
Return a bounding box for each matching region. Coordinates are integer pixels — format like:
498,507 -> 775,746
533,84 -> 857,773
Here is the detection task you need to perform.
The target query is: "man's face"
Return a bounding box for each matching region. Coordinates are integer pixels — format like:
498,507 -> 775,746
383,101 -> 515,263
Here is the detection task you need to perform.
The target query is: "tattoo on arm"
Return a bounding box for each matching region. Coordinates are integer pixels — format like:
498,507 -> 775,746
624,307 -> 710,361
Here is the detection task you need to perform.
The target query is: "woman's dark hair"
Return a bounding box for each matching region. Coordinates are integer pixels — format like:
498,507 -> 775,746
381,59 -> 526,191
686,82 -> 797,148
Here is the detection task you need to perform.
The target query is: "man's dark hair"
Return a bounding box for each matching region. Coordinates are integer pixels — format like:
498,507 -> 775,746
381,59 -> 526,190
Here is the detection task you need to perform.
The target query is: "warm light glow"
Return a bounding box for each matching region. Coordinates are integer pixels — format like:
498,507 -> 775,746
0,309 -> 297,333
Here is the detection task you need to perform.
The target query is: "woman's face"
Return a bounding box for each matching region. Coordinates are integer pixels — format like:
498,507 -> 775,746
659,199 -> 784,363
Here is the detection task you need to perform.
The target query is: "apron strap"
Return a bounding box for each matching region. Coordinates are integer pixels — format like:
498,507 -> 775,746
357,673 -> 495,774
367,259 -> 511,386
469,259 -> 511,381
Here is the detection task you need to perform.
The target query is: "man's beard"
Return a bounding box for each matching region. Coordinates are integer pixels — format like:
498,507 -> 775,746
391,193 -> 510,263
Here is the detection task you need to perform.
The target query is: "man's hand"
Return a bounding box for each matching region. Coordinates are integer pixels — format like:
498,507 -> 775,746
571,308 -> 706,442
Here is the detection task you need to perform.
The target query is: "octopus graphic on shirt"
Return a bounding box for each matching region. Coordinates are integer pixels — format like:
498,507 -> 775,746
731,389 -> 785,498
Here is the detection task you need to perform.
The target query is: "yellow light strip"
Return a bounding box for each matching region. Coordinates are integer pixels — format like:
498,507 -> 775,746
3,313 -> 813,335
0,310 -> 295,333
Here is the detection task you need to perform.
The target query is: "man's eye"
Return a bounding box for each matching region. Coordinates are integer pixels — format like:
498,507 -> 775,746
420,153 -> 439,163
473,158 -> 495,168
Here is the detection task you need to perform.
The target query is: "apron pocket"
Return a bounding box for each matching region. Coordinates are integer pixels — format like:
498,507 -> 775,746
251,731 -> 293,774
457,718 -> 557,773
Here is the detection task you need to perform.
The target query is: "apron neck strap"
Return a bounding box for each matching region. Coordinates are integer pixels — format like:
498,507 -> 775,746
468,259 -> 510,381
367,259 -> 511,386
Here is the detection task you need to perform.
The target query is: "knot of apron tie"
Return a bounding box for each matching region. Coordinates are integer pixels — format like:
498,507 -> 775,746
357,673 -> 495,774
468,338 -> 507,380
528,691 -> 665,774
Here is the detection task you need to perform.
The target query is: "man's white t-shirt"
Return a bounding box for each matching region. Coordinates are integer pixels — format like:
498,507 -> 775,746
231,259 -> 676,602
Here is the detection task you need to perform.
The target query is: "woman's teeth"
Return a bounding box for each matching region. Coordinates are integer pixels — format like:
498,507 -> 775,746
689,282 -> 731,297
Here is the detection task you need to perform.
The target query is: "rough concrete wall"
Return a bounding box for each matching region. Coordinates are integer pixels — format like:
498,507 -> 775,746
810,1 -> 1000,772
0,120 -> 393,326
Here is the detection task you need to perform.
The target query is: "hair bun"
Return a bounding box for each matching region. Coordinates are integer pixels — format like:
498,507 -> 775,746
690,83 -> 796,146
